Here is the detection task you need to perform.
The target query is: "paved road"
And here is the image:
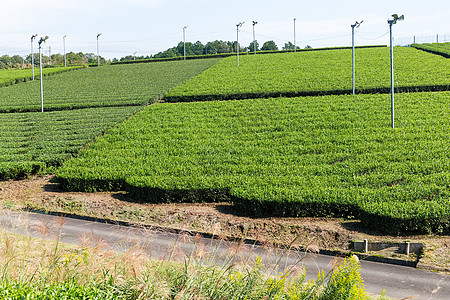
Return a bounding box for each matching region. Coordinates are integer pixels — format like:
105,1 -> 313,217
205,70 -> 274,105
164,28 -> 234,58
1,211 -> 448,299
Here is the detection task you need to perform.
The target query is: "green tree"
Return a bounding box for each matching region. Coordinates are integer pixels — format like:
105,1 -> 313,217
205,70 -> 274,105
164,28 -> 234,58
282,42 -> 300,51
261,40 -> 278,51
248,41 -> 259,53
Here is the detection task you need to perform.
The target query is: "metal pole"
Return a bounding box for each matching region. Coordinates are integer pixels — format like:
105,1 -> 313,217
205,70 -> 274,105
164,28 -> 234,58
31,34 -> 37,80
352,25 -> 355,95
97,33 -> 102,66
237,24 -> 239,66
252,21 -> 257,54
38,36 -> 48,112
39,42 -> 44,112
49,46 -> 51,65
389,20 -> 395,128
63,35 -> 67,67
294,18 -> 296,52
183,26 -> 187,60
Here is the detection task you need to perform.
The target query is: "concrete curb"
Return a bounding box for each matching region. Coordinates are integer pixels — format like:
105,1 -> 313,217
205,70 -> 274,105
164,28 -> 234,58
27,209 -> 429,271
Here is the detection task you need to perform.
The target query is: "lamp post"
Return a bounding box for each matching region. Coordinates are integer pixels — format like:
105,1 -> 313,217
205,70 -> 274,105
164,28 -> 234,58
388,14 -> 404,129
351,20 -> 363,95
236,22 -> 244,67
63,35 -> 67,67
183,26 -> 188,60
38,36 -> 49,112
133,52 -> 137,61
252,21 -> 257,54
97,33 -> 102,66
31,34 -> 38,80
293,18 -> 296,52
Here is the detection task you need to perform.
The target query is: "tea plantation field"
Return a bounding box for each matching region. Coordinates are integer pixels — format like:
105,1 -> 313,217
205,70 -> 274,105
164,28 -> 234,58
0,59 -> 221,178
412,42 -> 450,58
0,59 -> 220,113
56,92 -> 450,234
0,66 -> 81,87
165,46 -> 449,102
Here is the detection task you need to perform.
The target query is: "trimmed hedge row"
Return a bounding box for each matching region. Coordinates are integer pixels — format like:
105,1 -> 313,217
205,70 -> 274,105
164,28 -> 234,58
164,84 -> 450,103
411,42 -> 450,58
0,66 -> 82,88
56,93 -> 450,235
0,161 -> 45,180
165,47 -> 450,103
111,45 -> 387,65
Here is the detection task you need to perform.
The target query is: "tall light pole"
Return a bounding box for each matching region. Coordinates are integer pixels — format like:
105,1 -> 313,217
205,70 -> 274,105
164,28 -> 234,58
31,34 -> 38,80
236,22 -> 244,67
351,20 -> 363,95
97,33 -> 102,66
133,52 -> 137,61
63,35 -> 67,67
388,14 -> 404,129
293,18 -> 296,52
183,26 -> 188,60
38,36 -> 49,113
252,21 -> 257,54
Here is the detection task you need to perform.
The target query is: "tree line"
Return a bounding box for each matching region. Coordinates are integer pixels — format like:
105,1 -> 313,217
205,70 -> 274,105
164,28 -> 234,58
116,40 -> 311,61
0,52 -> 106,69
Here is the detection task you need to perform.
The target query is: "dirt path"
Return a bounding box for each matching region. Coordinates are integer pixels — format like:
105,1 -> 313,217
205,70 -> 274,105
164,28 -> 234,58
1,175 -> 449,271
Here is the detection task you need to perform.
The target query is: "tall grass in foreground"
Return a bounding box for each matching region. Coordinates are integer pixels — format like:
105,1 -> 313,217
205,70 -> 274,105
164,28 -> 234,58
0,224 -> 387,299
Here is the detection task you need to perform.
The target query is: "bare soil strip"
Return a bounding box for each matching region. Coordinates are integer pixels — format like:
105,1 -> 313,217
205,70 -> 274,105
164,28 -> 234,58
1,175 -> 448,271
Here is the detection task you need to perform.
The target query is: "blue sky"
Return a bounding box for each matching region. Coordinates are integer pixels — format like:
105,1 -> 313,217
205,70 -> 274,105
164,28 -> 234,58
1,0 -> 449,59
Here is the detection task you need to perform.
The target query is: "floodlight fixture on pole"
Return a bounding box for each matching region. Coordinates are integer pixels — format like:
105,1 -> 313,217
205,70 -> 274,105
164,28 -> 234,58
97,33 -> 102,66
38,36 -> 49,113
388,14 -> 404,128
236,22 -> 244,67
63,35 -> 67,67
351,20 -> 363,95
183,26 -> 188,60
31,34 -> 38,80
252,21 -> 257,54
293,18 -> 296,52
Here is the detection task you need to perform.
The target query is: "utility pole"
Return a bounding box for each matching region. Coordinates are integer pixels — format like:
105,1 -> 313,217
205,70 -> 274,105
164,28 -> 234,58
48,46 -> 51,65
388,14 -> 404,129
31,34 -> 38,80
183,26 -> 188,60
351,21 -> 363,95
236,22 -> 244,67
252,21 -> 257,54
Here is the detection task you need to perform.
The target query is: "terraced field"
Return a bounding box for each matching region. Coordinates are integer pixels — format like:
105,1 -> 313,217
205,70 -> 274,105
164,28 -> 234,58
165,46 -> 449,102
0,59 -> 220,113
0,59 -> 221,178
2,44 -> 449,234
0,66 -> 81,87
56,92 -> 450,234
412,42 -> 450,58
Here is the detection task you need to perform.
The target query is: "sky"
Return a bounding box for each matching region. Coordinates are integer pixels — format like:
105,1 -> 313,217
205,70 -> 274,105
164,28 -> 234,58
1,0 -> 449,60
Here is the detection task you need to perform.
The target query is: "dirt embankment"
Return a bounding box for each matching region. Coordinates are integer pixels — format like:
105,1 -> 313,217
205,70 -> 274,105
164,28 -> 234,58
0,175 -> 449,271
